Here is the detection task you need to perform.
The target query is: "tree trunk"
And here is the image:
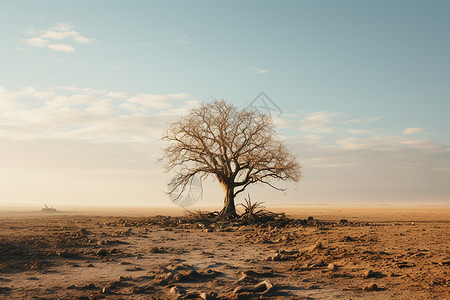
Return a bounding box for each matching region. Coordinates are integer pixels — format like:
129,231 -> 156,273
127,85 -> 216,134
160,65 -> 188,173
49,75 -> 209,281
218,182 -> 237,218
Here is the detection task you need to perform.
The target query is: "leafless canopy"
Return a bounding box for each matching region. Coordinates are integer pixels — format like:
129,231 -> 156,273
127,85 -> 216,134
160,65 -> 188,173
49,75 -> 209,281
161,100 -> 301,217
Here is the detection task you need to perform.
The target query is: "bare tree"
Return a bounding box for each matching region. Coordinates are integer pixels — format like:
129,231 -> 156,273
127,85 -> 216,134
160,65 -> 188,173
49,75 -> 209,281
161,100 -> 301,218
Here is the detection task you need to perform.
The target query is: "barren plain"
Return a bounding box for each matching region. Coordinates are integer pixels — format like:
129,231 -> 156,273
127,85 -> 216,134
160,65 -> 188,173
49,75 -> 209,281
0,207 -> 448,299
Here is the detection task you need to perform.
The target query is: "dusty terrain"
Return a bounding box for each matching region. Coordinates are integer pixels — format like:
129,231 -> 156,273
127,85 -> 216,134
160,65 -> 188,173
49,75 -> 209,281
0,207 -> 449,299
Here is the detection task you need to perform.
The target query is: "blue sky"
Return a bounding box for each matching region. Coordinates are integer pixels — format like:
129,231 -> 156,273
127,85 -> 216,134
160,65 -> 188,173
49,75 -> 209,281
0,1 -> 449,207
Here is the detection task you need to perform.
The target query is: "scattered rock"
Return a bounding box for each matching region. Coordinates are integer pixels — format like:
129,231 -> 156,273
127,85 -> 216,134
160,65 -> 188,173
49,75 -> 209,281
101,286 -> 111,294
56,250 -> 72,258
339,219 -> 348,224
80,283 -> 97,290
150,247 -> 161,253
118,275 -> 132,282
439,260 -> 450,266
362,283 -> 378,291
307,216 -> 314,221
96,248 -> 108,256
309,241 -> 323,251
342,235 -> 355,242
233,280 -> 273,294
170,285 -> 186,297
363,269 -> 374,278
327,263 -> 337,271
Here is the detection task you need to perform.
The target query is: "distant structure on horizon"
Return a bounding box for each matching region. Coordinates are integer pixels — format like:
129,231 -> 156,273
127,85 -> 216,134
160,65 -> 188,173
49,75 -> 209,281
41,204 -> 57,212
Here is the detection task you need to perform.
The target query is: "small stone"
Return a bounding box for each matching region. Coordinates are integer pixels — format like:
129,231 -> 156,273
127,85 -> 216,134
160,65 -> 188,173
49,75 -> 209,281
310,241 -> 323,251
363,269 -> 374,278
199,292 -> 209,300
410,222 -> 415,226
307,216 -> 314,221
362,283 -> 378,291
339,219 -> 348,224
173,273 -> 183,282
102,286 -> 111,294
272,252 -> 282,261
150,247 -> 161,253
170,285 -> 185,296
328,263 -> 337,271
96,248 -> 108,256
203,228 -> 213,232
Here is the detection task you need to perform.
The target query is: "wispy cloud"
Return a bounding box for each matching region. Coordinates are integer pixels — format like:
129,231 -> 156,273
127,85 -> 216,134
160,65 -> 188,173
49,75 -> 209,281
298,111 -> 340,132
403,127 -> 426,135
0,86 -> 196,142
367,116 -> 383,122
249,67 -> 269,74
346,129 -> 373,135
268,108 -> 447,155
23,22 -> 93,52
127,93 -> 189,110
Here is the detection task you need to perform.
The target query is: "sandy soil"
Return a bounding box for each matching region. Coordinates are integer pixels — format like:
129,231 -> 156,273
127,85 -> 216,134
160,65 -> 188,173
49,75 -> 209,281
0,207 -> 449,299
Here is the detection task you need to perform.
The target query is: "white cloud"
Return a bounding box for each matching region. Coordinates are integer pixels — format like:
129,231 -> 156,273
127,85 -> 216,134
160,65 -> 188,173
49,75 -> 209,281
24,37 -> 48,47
107,92 -> 127,98
403,127 -> 426,135
23,22 -> 93,52
46,94 -> 93,108
52,22 -> 73,32
342,118 -> 361,123
346,129 -> 373,135
119,102 -> 145,113
249,67 -> 269,74
399,138 -> 439,150
166,93 -> 190,99
47,43 -> 75,52
126,93 -> 191,110
367,116 -> 383,122
304,134 -> 323,142
336,136 -> 397,150
299,111 -> 340,132
335,135 -> 444,152
128,94 -> 172,109
0,86 -> 197,142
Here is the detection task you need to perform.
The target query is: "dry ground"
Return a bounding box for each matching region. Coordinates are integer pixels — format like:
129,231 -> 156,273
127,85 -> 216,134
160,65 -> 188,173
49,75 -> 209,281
0,207 -> 449,299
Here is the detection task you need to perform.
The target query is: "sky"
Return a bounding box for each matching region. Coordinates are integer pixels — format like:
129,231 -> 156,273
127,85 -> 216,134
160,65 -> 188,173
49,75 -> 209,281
0,0 -> 449,208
